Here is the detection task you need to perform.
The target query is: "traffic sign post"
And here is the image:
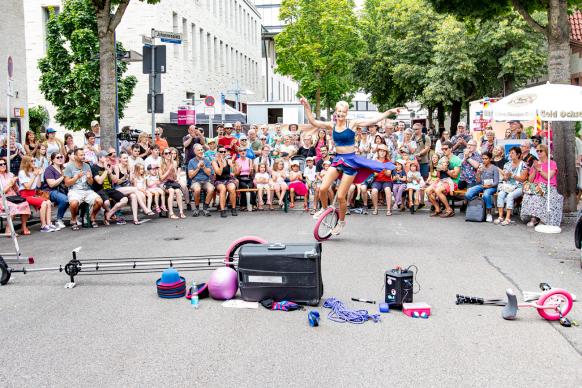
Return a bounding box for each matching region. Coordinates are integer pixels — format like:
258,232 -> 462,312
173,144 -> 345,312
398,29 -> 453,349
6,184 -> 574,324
6,56 -> 13,172
205,96 -> 215,138
221,93 -> 226,121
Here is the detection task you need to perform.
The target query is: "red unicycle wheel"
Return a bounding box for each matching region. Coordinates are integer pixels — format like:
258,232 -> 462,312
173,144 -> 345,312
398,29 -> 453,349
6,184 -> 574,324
224,236 -> 268,269
313,207 -> 339,241
536,288 -> 573,321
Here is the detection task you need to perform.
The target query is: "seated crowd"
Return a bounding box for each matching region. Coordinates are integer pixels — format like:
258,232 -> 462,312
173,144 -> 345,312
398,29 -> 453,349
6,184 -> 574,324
0,118 -> 563,235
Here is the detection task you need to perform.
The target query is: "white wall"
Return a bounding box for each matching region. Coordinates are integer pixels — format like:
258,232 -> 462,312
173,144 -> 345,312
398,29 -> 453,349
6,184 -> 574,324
1,0 -> 29,138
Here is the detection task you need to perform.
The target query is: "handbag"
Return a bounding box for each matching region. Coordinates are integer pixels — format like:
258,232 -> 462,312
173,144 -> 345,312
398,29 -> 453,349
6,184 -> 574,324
164,180 -> 181,190
6,195 -> 26,204
523,182 -> 547,196
36,190 -> 50,200
498,182 -> 517,193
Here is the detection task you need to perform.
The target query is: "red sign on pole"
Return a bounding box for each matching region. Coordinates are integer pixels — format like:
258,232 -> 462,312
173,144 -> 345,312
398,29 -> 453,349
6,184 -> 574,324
177,109 -> 195,125
204,96 -> 215,107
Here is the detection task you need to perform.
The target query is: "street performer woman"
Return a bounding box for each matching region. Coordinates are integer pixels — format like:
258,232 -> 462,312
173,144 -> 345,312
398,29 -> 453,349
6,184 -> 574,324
300,97 -> 401,235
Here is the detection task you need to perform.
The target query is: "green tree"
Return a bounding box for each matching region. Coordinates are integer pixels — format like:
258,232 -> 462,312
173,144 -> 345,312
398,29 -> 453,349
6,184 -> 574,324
91,0 -> 159,149
38,0 -> 136,135
275,0 -> 365,116
426,0 -> 581,212
28,106 -> 50,134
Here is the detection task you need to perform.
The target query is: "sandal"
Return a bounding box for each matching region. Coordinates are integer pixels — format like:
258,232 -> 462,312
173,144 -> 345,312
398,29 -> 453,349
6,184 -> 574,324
493,217 -> 504,225
180,214 -> 187,219
71,224 -> 80,231
386,210 -> 392,216
439,209 -> 455,218
430,210 -> 441,217
169,214 -> 179,220
91,221 -> 99,228
133,220 -> 141,225
290,203 -> 295,208
103,218 -> 110,226
372,209 -> 378,215
501,219 -> 511,226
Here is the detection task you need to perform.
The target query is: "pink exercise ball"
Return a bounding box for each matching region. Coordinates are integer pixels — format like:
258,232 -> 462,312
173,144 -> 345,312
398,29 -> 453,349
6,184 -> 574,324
208,267 -> 238,300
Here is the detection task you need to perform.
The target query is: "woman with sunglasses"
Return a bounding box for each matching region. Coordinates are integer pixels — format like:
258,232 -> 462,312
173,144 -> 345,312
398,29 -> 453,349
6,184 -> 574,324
212,147 -> 238,217
520,144 -> 563,228
18,156 -> 55,233
300,96 -> 401,235
160,148 -> 186,219
0,159 -> 31,236
235,147 -> 256,211
113,152 -> 154,224
44,152 -> 69,230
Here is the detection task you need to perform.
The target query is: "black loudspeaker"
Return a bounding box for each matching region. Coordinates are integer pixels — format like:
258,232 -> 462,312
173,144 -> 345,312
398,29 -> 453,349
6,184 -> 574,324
384,268 -> 414,308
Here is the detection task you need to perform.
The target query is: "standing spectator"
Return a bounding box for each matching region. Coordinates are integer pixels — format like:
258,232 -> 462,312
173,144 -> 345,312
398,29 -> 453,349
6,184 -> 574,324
428,123 -> 439,149
144,145 -> 162,169
46,128 -> 66,158
495,146 -> 527,226
480,130 -> 496,154
435,130 -> 450,156
509,120 -> 527,139
188,144 -> 214,217
0,159 -> 31,236
458,140 -> 482,190
451,122 -> 472,157
63,148 -> 103,230
278,135 -> 297,157
118,126 -> 134,154
90,120 -> 101,145
84,131 -> 100,165
213,147 -> 238,217
425,141 -> 462,218
521,144 -> 563,228
233,121 -> 243,139
154,127 -> 169,152
43,152 -> 69,229
465,151 -> 499,222
259,125 -> 273,146
64,133 -> 76,154
18,156 -> 55,232
504,128 -> 512,139
520,140 -> 538,168
315,146 -> 331,172
413,123 -> 431,180
127,144 -> 144,172
184,125 -> 208,166
92,151 -> 129,225
298,136 -> 316,158
394,121 -> 406,144
218,123 -> 238,158
24,130 -> 39,156
370,134 -> 387,160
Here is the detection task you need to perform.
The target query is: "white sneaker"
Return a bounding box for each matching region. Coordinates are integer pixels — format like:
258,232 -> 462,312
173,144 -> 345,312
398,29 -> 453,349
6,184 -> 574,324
48,224 -> 58,231
40,225 -> 54,233
486,214 -> 493,223
312,207 -> 327,220
331,220 -> 346,235
55,220 -> 66,230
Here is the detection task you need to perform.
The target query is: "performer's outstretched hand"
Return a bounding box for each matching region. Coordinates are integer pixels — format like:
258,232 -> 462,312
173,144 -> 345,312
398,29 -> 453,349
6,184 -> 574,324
299,96 -> 310,110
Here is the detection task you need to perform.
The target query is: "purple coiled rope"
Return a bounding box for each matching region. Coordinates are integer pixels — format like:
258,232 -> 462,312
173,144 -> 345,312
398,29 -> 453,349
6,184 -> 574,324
323,298 -> 381,324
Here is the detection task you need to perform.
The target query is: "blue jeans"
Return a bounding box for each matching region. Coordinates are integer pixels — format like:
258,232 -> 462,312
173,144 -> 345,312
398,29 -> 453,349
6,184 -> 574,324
465,184 -> 497,209
50,190 -> 69,220
497,188 -> 523,210
419,163 -> 429,180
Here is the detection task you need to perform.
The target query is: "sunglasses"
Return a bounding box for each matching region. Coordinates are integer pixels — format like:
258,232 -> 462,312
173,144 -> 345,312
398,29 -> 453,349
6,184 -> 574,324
55,156 -> 64,159
163,152 -> 171,155
441,147 -> 449,151
108,152 -> 116,156
155,133 -> 160,136
0,163 -> 6,166
536,149 -> 544,152
218,150 -> 227,154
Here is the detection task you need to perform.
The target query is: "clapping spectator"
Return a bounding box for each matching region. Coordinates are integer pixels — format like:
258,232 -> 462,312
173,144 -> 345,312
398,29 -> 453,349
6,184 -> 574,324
43,152 -> 69,230
136,132 -> 151,159
92,151 -> 129,225
64,148 -> 103,230
113,152 -> 153,224
184,125 -> 208,166
160,148 -> 185,219
368,144 -> 393,215
0,159 -> 31,236
24,130 -> 39,156
459,140 -> 482,190
465,151 -> 499,222
315,129 -> 330,160
188,144 -> 214,217
399,129 -> 417,155
213,147 -> 238,217
426,141 -> 462,218
235,147 -> 255,211
0,132 -> 24,175
33,143 -> 49,173
495,146 -> 527,226
18,156 -> 55,233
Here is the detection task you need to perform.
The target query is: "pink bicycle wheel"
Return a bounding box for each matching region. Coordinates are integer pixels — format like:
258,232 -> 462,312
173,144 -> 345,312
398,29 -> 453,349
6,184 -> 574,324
313,208 -> 339,241
224,236 -> 268,269
536,288 -> 573,321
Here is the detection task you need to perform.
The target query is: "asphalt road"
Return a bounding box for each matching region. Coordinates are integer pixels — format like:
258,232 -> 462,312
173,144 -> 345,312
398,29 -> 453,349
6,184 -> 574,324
1,208 -> 581,387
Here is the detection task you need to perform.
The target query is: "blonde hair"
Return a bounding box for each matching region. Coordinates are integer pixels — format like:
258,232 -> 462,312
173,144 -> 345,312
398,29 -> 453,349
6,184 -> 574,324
134,162 -> 145,176
20,155 -> 35,173
335,101 -> 349,111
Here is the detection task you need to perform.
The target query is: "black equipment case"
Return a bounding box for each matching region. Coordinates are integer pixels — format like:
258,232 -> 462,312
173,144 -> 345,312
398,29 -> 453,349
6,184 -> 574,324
237,242 -> 323,306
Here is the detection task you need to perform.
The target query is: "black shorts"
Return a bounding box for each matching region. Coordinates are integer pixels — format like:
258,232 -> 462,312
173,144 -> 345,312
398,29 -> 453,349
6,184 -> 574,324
97,189 -> 126,204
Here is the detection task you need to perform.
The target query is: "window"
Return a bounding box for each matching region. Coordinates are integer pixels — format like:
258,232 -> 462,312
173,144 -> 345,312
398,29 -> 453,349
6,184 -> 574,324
42,6 -> 60,53
268,108 -> 283,124
172,12 -> 179,58
207,33 -> 212,71
199,28 -> 205,72
182,18 -> 188,61
191,23 -> 196,69
220,41 -> 224,74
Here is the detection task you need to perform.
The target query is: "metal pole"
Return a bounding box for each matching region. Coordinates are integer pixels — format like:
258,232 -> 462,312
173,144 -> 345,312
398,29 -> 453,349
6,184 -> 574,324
6,81 -> 10,173
150,29 -> 156,145
114,32 -> 120,154
209,115 -> 213,139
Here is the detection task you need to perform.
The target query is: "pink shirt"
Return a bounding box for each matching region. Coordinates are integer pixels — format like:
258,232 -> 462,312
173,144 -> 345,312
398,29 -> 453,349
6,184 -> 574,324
236,158 -> 251,176
533,159 -> 557,187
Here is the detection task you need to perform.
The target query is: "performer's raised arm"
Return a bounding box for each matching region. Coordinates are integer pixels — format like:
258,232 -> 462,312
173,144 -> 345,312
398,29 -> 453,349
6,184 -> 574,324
299,97 -> 332,130
352,107 -> 403,129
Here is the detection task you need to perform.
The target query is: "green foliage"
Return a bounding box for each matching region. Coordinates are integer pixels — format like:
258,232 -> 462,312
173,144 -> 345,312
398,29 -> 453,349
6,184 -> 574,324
28,106 -> 50,134
38,0 -> 137,131
355,0 -> 547,112
275,0 -> 365,113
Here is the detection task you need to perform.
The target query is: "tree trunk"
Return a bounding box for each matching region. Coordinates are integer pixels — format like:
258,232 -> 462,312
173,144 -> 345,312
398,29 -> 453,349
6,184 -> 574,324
427,106 -> 434,130
315,88 -> 321,119
437,102 -> 445,135
450,100 -> 462,135
547,0 -> 577,212
96,9 -> 116,151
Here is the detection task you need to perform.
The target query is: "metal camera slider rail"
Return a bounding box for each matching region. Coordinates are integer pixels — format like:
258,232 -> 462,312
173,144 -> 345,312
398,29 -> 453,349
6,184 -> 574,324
0,236 -> 267,288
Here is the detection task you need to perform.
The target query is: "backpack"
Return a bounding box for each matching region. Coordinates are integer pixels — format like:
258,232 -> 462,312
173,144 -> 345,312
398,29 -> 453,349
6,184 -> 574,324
465,197 -> 486,222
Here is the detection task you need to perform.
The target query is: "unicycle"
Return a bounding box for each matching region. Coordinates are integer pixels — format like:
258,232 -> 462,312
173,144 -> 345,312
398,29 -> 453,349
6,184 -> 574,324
313,194 -> 340,241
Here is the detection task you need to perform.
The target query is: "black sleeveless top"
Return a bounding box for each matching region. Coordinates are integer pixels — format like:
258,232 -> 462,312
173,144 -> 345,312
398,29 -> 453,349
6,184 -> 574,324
215,161 -> 231,181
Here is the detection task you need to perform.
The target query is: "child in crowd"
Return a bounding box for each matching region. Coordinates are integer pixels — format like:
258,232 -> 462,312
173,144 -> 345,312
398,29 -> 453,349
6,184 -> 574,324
406,162 -> 424,212
254,163 -> 273,210
271,159 -> 288,207
303,157 -> 317,211
436,156 -> 455,193
132,163 -> 153,212
392,161 -> 407,210
312,160 -> 333,215
146,164 -> 166,213
205,138 -> 217,159
288,161 -> 308,210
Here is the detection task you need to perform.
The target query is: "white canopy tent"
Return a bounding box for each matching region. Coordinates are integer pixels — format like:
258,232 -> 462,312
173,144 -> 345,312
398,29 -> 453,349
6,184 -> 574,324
487,82 -> 582,234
